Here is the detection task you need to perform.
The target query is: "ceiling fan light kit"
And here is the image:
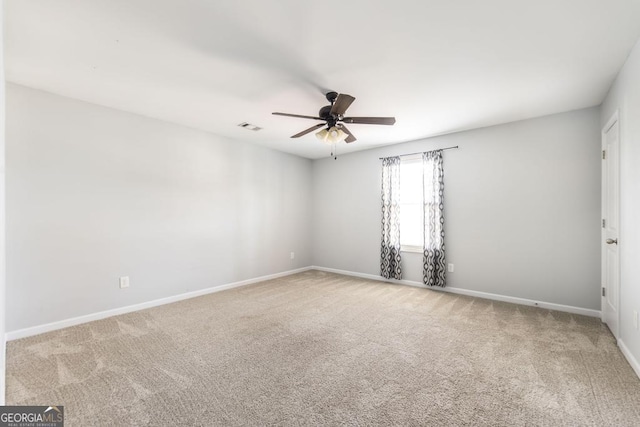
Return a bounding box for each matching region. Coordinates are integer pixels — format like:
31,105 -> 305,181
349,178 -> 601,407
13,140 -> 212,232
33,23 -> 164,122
272,91 -> 396,150
316,126 -> 348,144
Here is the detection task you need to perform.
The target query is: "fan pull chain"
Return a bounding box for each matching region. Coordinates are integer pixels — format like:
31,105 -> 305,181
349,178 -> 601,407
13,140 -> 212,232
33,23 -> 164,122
330,143 -> 338,160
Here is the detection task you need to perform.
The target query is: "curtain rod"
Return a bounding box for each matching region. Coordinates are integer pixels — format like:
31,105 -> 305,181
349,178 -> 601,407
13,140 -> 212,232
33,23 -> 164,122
379,145 -> 459,160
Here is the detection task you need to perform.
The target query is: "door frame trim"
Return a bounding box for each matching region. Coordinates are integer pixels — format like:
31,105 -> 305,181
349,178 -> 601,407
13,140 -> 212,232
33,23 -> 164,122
601,109 -> 620,337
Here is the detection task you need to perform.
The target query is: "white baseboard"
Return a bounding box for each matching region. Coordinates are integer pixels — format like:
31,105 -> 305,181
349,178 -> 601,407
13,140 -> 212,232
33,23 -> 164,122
6,267 -> 312,341
311,266 -> 601,318
618,339 -> 640,380
6,265 -> 603,341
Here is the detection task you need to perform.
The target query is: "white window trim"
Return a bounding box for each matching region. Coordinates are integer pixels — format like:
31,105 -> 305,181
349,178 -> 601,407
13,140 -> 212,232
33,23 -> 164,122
401,153 -> 423,161
401,245 -> 422,253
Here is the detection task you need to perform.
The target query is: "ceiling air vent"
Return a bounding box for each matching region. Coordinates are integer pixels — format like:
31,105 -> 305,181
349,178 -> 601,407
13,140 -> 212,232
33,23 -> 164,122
237,122 -> 262,131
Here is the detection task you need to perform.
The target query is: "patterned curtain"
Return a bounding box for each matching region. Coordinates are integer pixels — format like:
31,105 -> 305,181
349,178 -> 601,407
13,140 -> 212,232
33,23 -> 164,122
423,151 -> 446,287
380,156 -> 402,280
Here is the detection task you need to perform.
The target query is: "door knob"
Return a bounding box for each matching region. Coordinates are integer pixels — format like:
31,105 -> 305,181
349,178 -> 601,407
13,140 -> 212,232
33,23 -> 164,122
606,238 -> 618,245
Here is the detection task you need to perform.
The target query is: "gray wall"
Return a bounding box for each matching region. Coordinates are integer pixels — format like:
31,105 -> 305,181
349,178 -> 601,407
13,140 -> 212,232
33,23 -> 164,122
4,82 -> 604,336
312,108 -> 601,310
6,84 -> 312,331
601,38 -> 640,369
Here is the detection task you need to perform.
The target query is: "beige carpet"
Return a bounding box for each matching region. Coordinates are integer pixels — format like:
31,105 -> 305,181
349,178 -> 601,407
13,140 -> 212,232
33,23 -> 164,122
6,270 -> 640,426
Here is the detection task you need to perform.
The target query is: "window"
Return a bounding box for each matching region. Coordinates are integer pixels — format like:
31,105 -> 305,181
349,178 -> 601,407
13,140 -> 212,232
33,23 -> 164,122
399,156 -> 423,252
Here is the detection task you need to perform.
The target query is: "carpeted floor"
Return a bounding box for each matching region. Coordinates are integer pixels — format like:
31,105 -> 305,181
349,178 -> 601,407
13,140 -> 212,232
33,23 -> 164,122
6,270 -> 640,426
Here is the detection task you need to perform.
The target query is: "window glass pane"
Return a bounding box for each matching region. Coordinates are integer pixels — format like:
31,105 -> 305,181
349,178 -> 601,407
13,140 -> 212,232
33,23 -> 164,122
400,159 -> 423,247
400,204 -> 422,247
400,159 -> 423,248
400,160 -> 422,204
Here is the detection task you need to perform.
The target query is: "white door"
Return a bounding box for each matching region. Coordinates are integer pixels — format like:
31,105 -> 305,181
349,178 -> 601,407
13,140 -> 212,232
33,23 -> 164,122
602,114 -> 620,338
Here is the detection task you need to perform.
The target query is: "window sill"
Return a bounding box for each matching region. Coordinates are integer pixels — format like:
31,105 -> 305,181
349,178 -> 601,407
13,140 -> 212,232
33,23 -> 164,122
400,246 -> 423,254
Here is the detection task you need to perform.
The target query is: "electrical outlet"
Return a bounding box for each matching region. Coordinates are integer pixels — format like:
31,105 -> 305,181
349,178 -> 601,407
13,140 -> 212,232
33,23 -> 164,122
634,311 -> 638,330
119,276 -> 130,289
447,263 -> 454,273
290,252 -> 295,260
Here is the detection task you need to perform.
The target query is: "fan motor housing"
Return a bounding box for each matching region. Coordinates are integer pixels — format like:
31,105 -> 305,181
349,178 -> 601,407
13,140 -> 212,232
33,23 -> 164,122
319,105 -> 332,119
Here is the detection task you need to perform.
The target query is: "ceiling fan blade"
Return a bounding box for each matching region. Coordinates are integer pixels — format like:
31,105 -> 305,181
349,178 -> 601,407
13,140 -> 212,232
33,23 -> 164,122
330,94 -> 356,116
291,123 -> 326,138
273,112 -> 323,120
340,125 -> 357,143
342,117 -> 396,125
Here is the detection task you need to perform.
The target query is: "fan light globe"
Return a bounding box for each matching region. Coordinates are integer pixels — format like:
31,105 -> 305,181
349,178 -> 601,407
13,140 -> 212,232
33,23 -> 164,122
316,126 -> 348,144
315,128 -> 328,142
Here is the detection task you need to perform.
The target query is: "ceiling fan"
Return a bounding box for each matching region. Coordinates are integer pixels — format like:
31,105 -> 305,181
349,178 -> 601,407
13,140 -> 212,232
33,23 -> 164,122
272,91 -> 396,144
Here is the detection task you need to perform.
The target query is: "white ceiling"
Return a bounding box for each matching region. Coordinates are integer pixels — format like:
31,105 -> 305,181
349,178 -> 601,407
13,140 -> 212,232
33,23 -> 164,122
5,1 -> 640,159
